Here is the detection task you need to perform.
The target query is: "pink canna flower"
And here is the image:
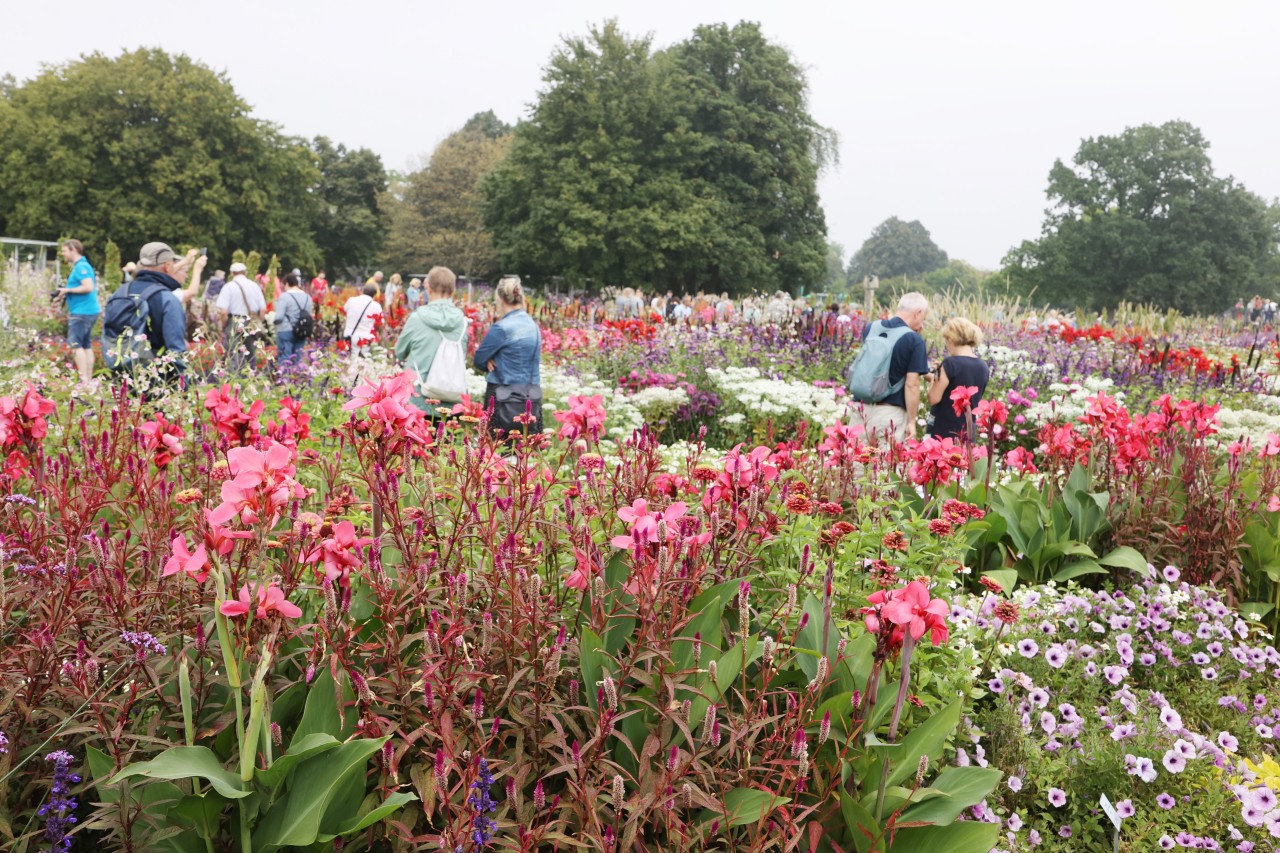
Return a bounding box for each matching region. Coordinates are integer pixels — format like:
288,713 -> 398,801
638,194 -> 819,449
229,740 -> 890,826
162,535 -> 208,583
553,394 -> 608,442
220,582 -> 303,620
881,580 -> 950,645
949,385 -> 979,417
203,509 -> 254,557
565,547 -> 600,591
344,372 -> 428,441
207,441 -> 306,528
139,414 -> 186,467
302,520 -> 373,588
610,499 -> 686,552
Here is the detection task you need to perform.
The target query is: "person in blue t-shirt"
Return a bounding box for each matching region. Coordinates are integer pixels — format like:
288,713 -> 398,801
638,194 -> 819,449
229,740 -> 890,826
852,292 -> 931,443
57,239 -> 101,384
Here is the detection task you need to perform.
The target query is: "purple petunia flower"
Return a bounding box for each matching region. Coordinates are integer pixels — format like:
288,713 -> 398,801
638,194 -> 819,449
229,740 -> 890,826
1047,787 -> 1067,808
1156,792 -> 1175,809
1018,639 -> 1040,658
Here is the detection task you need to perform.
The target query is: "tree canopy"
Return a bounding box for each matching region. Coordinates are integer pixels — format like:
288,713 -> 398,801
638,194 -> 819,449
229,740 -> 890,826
847,217 -> 948,281
1002,120 -> 1280,314
0,49 -> 385,274
382,114 -> 512,278
482,20 -> 833,294
310,136 -> 388,276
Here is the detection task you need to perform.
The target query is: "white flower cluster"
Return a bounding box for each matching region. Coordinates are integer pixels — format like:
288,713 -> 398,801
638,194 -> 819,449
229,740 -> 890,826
1021,376 -> 1124,425
707,366 -> 843,425
540,365 -> 645,440
629,385 -> 690,422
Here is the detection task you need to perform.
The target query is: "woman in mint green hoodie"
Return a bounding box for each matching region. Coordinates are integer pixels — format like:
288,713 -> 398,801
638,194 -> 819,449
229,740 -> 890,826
395,266 -> 470,415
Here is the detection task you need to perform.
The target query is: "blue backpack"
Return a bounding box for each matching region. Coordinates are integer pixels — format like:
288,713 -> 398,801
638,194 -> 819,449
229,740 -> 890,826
847,320 -> 913,403
101,282 -> 167,371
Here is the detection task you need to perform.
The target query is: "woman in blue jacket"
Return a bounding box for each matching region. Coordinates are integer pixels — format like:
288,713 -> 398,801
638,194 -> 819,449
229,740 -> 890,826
473,276 -> 542,438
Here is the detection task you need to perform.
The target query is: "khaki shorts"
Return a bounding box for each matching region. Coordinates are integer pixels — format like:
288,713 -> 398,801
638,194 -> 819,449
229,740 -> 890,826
848,402 -> 911,444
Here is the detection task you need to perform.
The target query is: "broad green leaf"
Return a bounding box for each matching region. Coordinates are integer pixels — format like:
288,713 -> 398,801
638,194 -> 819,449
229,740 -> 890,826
256,733 -> 341,789
171,792 -> 228,837
716,787 -> 792,827
1098,546 -> 1151,576
840,790 -> 879,853
884,698 -> 961,788
110,747 -> 249,800
896,767 -> 1002,825
251,737 -> 386,850
87,745 -> 120,804
580,628 -> 607,712
981,569 -> 1017,595
291,667 -> 354,748
888,820 -> 998,852
332,791 -> 418,835
1240,601 -> 1275,621
1051,559 -> 1108,582
1038,541 -> 1095,563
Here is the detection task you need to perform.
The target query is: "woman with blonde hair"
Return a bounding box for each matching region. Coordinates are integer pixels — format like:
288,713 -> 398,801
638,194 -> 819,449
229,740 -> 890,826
926,317 -> 989,440
474,275 -> 542,438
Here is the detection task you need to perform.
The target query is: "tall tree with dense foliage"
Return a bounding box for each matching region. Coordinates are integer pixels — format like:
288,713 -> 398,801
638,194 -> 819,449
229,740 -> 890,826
847,217 -> 949,281
0,49 -> 322,268
310,136 -> 387,276
383,114 -> 513,278
1002,120 -> 1280,313
483,20 -> 833,294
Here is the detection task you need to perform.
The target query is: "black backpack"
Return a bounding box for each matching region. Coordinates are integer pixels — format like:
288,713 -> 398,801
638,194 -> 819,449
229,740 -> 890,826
101,283 -> 167,371
288,292 -> 315,341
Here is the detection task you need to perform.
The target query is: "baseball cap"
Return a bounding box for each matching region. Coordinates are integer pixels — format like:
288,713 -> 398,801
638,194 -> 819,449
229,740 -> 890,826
138,242 -> 178,266
229,262 -> 248,273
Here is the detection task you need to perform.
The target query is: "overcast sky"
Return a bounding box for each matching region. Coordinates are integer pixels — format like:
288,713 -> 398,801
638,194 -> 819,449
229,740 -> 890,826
6,0 -> 1278,270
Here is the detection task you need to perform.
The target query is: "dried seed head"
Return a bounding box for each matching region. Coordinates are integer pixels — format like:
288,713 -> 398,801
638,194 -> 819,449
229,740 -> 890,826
707,659 -> 718,683
682,699 -> 692,726
819,711 -> 831,745
692,632 -> 702,667
612,774 -> 625,811
786,584 -> 797,614
808,656 -> 829,692
682,783 -> 693,811
271,722 -> 282,747
916,755 -> 929,786
601,674 -> 618,711
763,635 -> 775,666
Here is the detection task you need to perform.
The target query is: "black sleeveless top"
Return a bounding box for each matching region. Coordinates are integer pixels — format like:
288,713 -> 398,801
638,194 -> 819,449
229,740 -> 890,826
928,355 -> 990,440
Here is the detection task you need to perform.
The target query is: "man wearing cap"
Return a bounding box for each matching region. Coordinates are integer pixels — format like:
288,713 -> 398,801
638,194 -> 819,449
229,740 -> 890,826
115,242 -> 191,383
56,238 -> 100,385
216,262 -> 267,372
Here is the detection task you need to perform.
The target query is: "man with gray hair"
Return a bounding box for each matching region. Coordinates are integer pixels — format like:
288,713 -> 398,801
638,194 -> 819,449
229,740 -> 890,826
848,291 -> 931,443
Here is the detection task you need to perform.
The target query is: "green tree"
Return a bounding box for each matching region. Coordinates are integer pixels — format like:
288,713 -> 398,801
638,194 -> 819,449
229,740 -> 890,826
383,116 -> 512,278
847,217 -> 948,281
1002,120 -> 1280,313
310,136 -> 387,276
483,20 -> 833,294
0,49 -> 322,269
821,241 -> 849,293
103,240 -> 122,289
461,110 -> 513,139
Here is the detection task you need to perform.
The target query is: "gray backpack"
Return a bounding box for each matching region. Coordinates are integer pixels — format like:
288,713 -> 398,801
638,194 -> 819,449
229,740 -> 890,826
101,282 -> 167,371
847,320 -> 913,402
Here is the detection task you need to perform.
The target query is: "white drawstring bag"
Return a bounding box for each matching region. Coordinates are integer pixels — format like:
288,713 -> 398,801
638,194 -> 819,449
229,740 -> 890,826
422,325 -> 469,403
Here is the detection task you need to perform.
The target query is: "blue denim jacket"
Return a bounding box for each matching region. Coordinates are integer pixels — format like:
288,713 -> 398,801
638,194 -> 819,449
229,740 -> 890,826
473,309 -> 541,385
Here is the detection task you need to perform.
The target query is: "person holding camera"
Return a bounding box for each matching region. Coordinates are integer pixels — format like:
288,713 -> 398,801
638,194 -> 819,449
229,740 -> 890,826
56,238 -> 100,386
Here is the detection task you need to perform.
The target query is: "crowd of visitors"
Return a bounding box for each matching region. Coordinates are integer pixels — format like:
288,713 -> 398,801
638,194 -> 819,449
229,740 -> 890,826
51,240 -> 1002,444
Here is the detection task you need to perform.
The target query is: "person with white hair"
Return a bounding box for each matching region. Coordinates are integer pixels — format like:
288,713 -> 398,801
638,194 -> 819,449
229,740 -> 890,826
848,291 -> 931,443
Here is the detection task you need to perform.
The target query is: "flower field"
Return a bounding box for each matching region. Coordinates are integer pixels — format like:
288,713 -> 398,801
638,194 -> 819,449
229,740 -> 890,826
1,293 -> 1279,852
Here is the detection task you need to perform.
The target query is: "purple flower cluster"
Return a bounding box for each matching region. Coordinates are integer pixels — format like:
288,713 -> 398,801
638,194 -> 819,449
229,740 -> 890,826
467,757 -> 497,848
121,630 -> 167,659
39,750 -> 79,849
953,575 -> 1280,849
